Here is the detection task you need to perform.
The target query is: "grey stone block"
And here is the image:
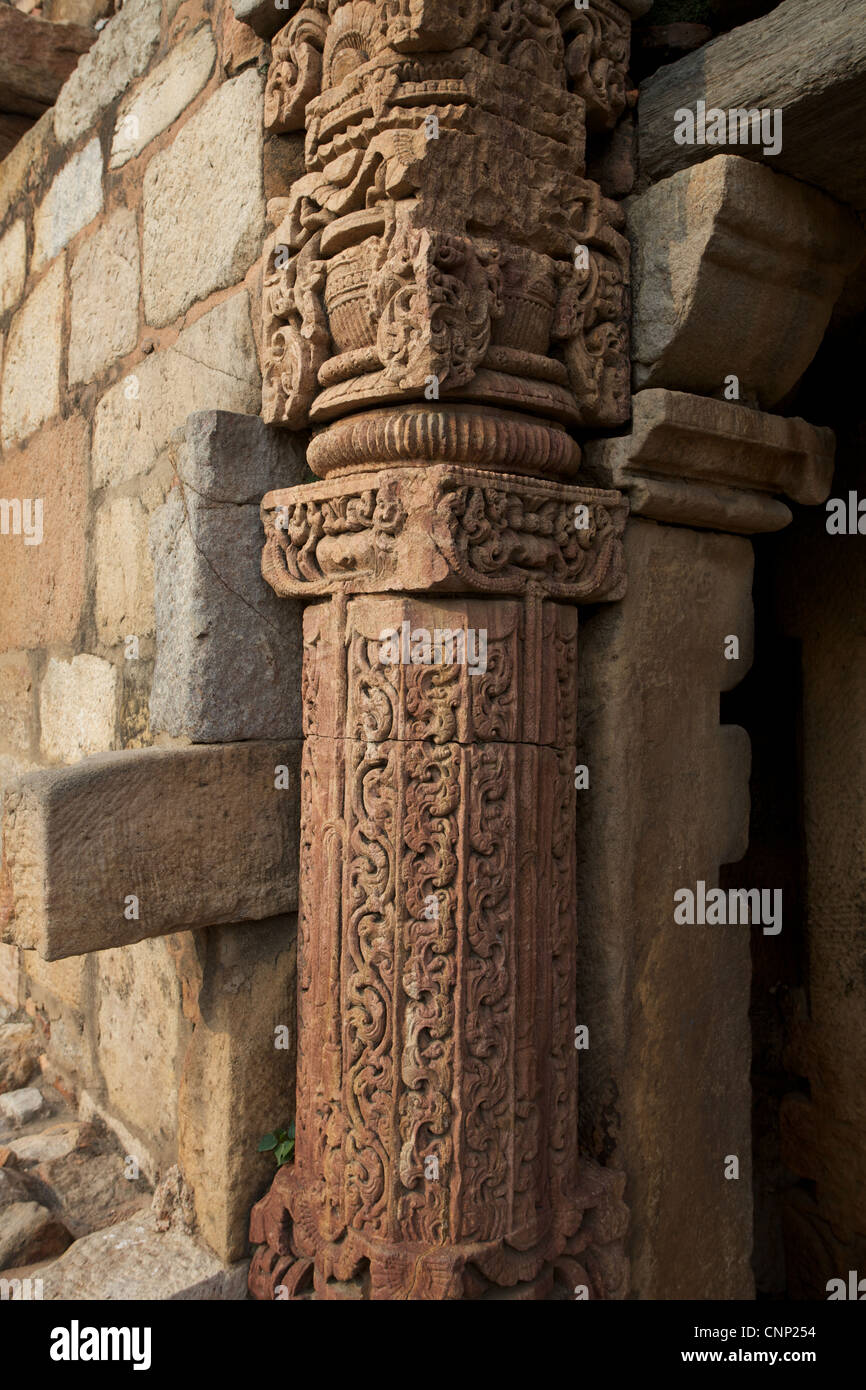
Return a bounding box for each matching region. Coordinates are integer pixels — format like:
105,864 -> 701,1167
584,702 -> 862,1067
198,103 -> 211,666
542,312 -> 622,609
150,411 -> 307,743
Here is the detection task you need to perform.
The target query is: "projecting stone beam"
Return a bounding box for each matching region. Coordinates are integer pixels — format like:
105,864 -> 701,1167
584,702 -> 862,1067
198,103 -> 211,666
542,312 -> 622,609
0,742 -> 300,961
638,0 -> 866,214
628,156 -> 865,408
584,389 -> 835,534
0,9 -> 95,118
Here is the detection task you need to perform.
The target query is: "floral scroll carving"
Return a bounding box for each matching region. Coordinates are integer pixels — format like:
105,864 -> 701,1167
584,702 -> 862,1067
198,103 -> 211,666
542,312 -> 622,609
251,0 -> 636,1301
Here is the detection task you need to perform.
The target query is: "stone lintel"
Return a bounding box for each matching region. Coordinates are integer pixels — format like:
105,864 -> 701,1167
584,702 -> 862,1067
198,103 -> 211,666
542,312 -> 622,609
638,0 -> 866,216
583,389 -> 835,535
0,743 -> 300,961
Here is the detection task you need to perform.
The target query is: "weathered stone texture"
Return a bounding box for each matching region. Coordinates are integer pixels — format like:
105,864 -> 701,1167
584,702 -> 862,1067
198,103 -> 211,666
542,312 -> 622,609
39,655 -> 118,764
52,0 -> 163,147
0,417 -> 89,652
179,918 -> 296,1263
96,937 -> 191,1168
0,7 -> 95,118
575,519 -> 755,1299
585,389 -> 835,534
628,156 -> 865,407
91,293 -> 260,488
0,1019 -> 40,1092
149,411 -> 306,742
94,495 -> 154,645
0,256 -> 64,447
110,25 -> 216,168
32,139 -> 104,272
141,68 -> 265,326
68,209 -> 140,386
39,1210 -> 249,1299
0,655 -> 33,757
0,1199 -> 72,1266
1,742 -> 301,960
0,109 -> 52,226
0,944 -> 19,1007
638,0 -> 866,215
0,219 -> 26,316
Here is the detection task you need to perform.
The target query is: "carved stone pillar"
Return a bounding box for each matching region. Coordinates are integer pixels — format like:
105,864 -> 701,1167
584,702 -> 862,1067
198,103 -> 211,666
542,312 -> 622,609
249,0 -> 635,1300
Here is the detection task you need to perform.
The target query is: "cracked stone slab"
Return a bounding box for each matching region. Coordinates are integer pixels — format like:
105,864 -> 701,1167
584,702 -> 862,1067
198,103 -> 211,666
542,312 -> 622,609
0,741 -> 301,960
149,411 -> 307,742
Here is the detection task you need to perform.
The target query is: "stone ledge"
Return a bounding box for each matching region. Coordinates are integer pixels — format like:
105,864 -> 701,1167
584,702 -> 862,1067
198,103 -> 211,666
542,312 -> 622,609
0,742 -> 301,960
583,389 -> 835,534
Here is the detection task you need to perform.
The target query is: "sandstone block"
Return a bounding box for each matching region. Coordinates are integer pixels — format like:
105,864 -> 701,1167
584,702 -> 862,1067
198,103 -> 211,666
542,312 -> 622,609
22,949 -> 86,1012
0,655 -> 33,757
40,1209 -> 248,1298
32,139 -> 103,272
0,108 -> 52,226
110,26 -> 216,168
0,8 -> 95,117
638,0 -> 866,215
584,389 -> 836,534
52,0 -> 162,147
0,945 -> 18,1008
0,1200 -> 71,1267
39,655 -> 118,764
0,256 -> 64,447
150,411 -> 306,742
0,1020 -> 40,1092
68,209 -> 139,386
0,417 -> 89,654
628,156 -> 865,407
142,68 -> 265,326
7,1121 -> 85,1165
576,519 -> 755,1299
179,918 -> 296,1262
1,742 -> 301,960
94,495 -> 153,645
96,937 -> 189,1165
91,294 -> 260,488
0,220 -> 26,316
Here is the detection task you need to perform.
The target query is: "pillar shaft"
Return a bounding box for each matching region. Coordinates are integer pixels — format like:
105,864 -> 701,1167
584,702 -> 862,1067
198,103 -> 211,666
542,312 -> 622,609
249,0 -> 635,1299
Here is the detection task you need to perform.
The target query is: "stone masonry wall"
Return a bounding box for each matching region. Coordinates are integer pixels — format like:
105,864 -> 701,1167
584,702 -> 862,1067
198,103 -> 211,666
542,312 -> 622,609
0,0 -> 302,1228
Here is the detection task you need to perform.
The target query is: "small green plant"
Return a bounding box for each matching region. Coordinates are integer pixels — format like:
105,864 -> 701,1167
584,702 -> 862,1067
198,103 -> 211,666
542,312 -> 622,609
258,1122 -> 295,1166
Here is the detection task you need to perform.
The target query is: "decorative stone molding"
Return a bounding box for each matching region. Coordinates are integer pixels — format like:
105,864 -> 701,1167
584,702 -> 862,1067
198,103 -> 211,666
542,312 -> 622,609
261,463 -> 626,600
250,0 -> 634,1300
584,389 -> 836,535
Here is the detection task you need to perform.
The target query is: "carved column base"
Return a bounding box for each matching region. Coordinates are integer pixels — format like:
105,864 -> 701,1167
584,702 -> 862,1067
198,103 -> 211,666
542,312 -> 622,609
249,1156 -> 628,1301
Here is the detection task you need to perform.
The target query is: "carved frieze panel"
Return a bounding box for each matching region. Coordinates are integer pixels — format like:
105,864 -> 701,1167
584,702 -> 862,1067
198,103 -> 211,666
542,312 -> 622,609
250,728 -> 580,1298
299,594 -> 578,747
261,461 -> 627,601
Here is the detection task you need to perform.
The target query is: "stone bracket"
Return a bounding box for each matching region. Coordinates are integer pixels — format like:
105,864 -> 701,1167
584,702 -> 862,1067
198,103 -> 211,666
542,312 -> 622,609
584,389 -> 835,535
